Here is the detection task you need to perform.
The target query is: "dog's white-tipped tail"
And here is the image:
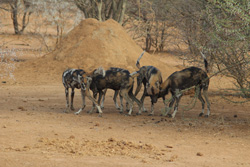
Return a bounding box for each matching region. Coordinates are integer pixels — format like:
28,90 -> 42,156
200,51 -> 208,73
130,71 -> 140,78
136,50 -> 145,69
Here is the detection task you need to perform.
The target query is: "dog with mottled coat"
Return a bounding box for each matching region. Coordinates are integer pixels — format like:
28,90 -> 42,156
89,67 -> 142,115
159,56 -> 210,118
62,67 -> 105,116
100,67 -> 130,112
134,51 -> 165,115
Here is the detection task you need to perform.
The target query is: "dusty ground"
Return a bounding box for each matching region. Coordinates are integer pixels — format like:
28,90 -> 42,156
0,79 -> 250,167
0,18 -> 250,167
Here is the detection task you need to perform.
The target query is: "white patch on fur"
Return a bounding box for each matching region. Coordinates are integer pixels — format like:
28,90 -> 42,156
63,69 -> 76,85
200,51 -> 207,59
175,89 -> 182,98
77,74 -> 82,83
130,71 -> 138,76
96,105 -> 102,114
137,50 -> 145,63
75,108 -> 82,115
94,67 -> 106,77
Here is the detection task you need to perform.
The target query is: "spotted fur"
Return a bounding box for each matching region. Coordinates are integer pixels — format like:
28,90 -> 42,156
101,67 -> 130,111
160,66 -> 210,118
135,51 -> 164,115
89,67 -> 142,115
62,67 -> 104,116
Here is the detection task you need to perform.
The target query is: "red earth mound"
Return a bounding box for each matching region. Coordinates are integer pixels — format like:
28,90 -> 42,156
13,18 -> 177,85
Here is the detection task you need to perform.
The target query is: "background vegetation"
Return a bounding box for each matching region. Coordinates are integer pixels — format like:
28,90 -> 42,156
0,0 -> 249,97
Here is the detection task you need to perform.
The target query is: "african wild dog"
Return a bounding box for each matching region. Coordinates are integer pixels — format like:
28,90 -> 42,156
134,51 -> 165,115
62,67 -> 105,116
159,58 -> 210,118
89,67 -> 142,115
100,68 -> 130,112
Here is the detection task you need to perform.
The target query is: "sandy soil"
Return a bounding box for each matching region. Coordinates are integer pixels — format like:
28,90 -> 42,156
1,18 -> 250,167
0,81 -> 250,167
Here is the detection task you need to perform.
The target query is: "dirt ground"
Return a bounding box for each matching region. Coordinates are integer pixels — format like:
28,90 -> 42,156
1,77 -> 250,167
1,18 -> 250,167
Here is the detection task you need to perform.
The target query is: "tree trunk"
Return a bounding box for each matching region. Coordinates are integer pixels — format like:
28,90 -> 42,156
9,0 -> 31,35
159,22 -> 166,51
145,27 -> 152,52
112,0 -> 118,20
74,0 -> 126,24
96,0 -> 103,21
118,0 -> 127,24
74,0 -> 89,18
10,0 -> 20,34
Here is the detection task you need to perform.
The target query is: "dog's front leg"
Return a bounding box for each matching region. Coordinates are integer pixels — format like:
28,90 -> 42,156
88,92 -> 97,114
86,90 -> 103,117
148,102 -> 154,116
119,91 -> 124,113
75,89 -> 86,115
162,96 -> 175,117
64,87 -> 70,113
70,88 -> 75,111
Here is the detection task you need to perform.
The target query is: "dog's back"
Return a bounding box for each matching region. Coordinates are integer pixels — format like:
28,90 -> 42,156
62,69 -> 86,89
91,67 -> 130,91
167,67 -> 209,91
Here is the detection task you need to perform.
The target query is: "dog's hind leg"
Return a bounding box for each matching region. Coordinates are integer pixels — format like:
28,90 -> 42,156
134,76 -> 143,96
113,90 -> 121,110
100,89 -> 107,109
118,91 -> 124,113
97,90 -> 104,113
196,87 -> 205,117
128,90 -> 142,115
120,90 -> 134,115
140,88 -> 147,112
203,89 -> 210,117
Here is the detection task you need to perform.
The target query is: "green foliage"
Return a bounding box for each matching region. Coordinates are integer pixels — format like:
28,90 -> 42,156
201,0 -> 250,97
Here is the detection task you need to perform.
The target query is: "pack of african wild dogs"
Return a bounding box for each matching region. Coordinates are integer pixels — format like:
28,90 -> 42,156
62,51 -> 210,118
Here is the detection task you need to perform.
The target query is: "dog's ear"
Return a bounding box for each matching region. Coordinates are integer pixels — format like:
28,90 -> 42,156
86,76 -> 92,83
85,77 -> 92,88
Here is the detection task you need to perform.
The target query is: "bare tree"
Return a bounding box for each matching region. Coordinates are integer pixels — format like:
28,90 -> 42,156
124,0 -> 172,52
29,0 -> 83,51
0,0 -> 33,34
74,0 -> 127,24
